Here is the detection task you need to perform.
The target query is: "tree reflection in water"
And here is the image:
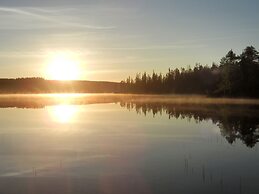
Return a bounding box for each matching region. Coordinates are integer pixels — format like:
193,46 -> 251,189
120,102 -> 259,148
0,94 -> 258,147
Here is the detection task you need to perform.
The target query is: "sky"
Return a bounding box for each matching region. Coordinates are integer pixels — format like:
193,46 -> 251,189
0,0 -> 258,81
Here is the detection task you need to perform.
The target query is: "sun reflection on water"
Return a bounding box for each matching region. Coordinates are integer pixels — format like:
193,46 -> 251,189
49,104 -> 79,123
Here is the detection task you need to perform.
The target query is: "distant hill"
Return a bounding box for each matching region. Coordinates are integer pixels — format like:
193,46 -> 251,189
0,78 -> 122,93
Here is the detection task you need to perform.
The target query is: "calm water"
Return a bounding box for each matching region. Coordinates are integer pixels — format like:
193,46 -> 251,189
0,95 -> 259,194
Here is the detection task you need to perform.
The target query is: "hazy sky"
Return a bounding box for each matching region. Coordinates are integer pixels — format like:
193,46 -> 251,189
0,0 -> 258,81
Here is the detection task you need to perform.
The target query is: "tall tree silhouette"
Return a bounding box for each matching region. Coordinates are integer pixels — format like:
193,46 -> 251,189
239,46 -> 259,96
218,50 -> 240,95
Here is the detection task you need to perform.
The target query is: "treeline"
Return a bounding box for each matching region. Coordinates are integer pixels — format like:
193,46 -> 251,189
0,46 -> 258,96
121,46 -> 259,97
0,78 -> 121,93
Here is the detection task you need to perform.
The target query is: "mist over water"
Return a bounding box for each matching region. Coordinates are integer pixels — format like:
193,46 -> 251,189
0,94 -> 259,194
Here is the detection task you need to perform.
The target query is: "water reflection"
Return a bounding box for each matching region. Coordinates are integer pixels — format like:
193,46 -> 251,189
48,104 -> 79,123
120,102 -> 259,147
0,95 -> 259,193
0,94 -> 259,147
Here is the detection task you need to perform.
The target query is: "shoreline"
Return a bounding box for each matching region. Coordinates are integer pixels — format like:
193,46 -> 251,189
0,93 -> 258,106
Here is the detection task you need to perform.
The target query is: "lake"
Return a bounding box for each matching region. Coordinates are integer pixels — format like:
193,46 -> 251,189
0,94 -> 259,194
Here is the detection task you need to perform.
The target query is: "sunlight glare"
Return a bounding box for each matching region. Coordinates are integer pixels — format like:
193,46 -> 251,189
46,52 -> 80,80
50,104 -> 78,123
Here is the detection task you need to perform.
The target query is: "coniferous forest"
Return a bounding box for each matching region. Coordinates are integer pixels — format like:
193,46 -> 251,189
121,46 -> 259,97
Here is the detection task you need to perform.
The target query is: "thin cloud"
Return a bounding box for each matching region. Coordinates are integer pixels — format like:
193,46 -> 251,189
86,69 -> 124,74
25,7 -> 77,13
0,7 -> 115,30
0,51 -> 46,58
0,49 -> 96,58
95,44 -> 207,51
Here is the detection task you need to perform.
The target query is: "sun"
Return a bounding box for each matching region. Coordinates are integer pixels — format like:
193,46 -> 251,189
46,52 -> 80,80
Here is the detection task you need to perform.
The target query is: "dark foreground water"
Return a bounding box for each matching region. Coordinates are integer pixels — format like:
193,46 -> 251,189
0,94 -> 259,194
